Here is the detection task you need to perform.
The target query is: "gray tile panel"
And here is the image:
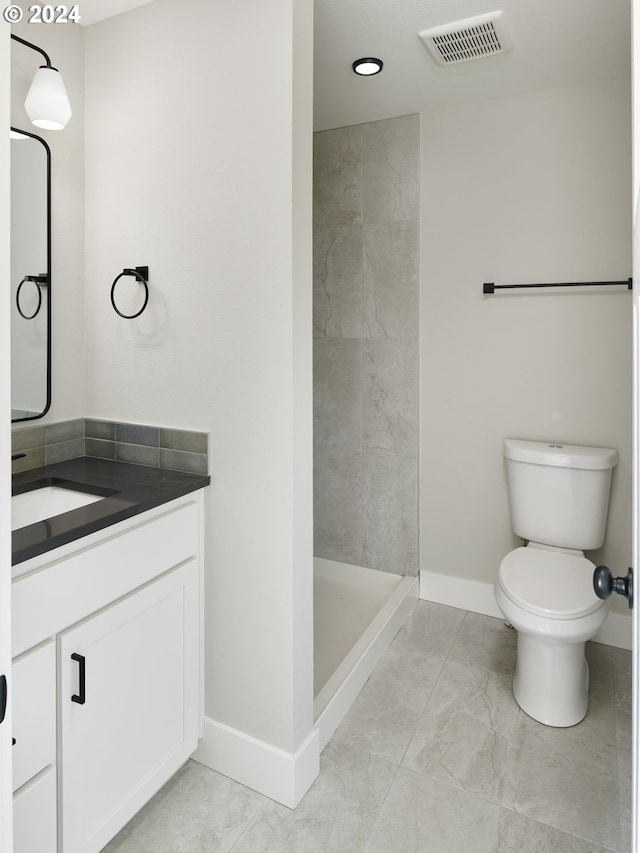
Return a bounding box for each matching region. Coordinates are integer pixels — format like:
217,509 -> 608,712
46,418 -> 85,444
159,428 -> 208,455
313,114 -> 419,575
86,437 -> 116,460
159,449 -> 208,476
362,114 -> 420,225
12,420 -> 209,475
116,442 -> 160,468
45,437 -> 85,465
363,220 -> 419,340
12,426 -> 45,451
11,446 -> 45,473
362,449 -> 418,575
115,422 -> 159,447
313,338 -> 362,451
86,419 -> 116,440
313,445 -> 363,566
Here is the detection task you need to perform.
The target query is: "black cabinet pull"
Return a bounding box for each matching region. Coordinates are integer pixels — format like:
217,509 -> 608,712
0,674 -> 6,724
71,653 -> 86,705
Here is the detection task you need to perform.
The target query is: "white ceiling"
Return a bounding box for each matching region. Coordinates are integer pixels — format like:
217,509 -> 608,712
71,0 -> 157,26
53,0 -> 631,131
313,0 -> 631,130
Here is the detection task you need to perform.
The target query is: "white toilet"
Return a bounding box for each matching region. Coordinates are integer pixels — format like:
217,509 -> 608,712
494,438 -> 617,727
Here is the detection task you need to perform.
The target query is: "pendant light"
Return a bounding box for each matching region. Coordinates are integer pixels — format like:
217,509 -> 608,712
12,34 -> 72,130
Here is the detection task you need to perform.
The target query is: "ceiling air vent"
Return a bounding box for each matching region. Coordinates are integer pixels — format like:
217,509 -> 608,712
419,10 -> 513,67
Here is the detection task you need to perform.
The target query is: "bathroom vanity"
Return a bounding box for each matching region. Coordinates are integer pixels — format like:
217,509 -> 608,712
10,458 -> 209,853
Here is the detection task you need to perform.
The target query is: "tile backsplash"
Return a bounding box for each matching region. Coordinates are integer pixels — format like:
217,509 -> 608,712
12,418 -> 209,476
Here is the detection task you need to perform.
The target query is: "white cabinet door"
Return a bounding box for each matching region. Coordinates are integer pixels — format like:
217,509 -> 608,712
59,560 -> 200,853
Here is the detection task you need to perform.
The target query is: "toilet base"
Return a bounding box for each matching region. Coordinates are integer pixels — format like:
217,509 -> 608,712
513,632 -> 589,727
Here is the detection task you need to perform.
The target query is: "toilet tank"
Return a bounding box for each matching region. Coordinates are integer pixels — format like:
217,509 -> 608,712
504,439 -> 617,550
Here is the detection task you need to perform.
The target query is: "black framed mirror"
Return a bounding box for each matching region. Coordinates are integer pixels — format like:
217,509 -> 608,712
11,126 -> 51,422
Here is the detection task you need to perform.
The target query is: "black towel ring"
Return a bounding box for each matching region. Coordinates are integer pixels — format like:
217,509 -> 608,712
16,275 -> 45,320
110,266 -> 149,319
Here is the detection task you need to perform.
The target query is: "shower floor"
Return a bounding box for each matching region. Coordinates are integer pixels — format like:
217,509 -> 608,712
313,558 -> 419,749
314,562 -> 403,696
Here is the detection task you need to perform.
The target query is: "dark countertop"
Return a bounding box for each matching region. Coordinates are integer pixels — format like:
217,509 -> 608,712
12,457 -> 210,566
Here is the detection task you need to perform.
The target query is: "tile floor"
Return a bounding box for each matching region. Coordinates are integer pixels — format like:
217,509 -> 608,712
105,602 -> 631,852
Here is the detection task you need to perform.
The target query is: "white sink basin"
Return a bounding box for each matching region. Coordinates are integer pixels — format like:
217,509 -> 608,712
12,486 -> 105,531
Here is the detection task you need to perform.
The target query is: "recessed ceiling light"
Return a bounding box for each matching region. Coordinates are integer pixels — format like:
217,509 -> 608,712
352,58 -> 383,76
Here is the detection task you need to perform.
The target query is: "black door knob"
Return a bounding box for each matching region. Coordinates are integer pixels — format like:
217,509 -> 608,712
593,565 -> 633,609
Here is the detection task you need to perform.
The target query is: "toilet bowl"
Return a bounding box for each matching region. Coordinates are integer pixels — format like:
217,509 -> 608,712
495,544 -> 607,726
494,439 -> 617,728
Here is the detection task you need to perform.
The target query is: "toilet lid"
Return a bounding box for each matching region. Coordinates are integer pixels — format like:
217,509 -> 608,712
498,547 -> 603,619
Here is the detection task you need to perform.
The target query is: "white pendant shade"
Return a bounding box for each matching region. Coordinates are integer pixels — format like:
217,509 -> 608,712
24,66 -> 72,130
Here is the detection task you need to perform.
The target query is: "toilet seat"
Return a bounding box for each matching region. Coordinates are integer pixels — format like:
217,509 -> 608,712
498,547 -> 602,620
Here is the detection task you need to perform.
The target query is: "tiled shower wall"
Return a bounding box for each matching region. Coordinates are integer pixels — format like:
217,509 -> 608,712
313,114 -> 419,575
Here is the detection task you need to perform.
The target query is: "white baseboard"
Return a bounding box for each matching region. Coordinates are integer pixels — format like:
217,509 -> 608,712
420,570 -> 503,619
419,570 -> 632,651
193,718 -> 319,809
592,610 -> 632,650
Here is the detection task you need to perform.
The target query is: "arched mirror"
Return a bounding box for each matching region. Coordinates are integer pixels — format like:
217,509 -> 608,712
10,127 -> 51,421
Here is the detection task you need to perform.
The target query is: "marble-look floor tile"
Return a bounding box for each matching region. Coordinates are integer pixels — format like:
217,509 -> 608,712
610,647 -> 632,712
98,601 -> 627,853
403,660 -> 518,803
503,748 -> 621,851
363,767 -> 502,853
585,641 -> 614,705
230,836 -> 291,852
448,611 -> 517,675
333,641 -> 444,764
512,699 -> 618,779
616,708 -> 632,829
496,808 -> 614,852
242,740 -> 396,853
392,600 -> 464,660
103,760 -> 265,853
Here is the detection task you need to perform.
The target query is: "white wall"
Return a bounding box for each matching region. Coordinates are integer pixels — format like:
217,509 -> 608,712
10,13 -> 85,423
420,77 -> 633,617
84,0 -> 314,795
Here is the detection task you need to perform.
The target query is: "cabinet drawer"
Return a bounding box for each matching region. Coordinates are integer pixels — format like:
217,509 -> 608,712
13,497 -> 200,656
14,765 -> 57,853
12,640 -> 56,792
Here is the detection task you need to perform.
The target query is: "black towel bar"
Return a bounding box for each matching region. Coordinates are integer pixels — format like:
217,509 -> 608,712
483,278 -> 632,294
